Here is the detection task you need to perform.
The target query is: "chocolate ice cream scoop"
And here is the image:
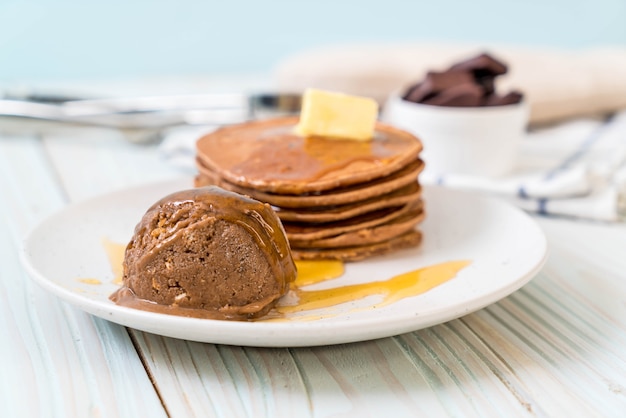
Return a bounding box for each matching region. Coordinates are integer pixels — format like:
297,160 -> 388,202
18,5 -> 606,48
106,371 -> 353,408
110,186 -> 297,320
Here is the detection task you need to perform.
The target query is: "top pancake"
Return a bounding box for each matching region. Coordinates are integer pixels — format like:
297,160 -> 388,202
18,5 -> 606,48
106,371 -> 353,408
196,116 -> 423,194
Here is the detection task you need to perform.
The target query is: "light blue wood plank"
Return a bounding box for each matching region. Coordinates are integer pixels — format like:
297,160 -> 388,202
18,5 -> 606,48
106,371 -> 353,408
0,133 -> 167,418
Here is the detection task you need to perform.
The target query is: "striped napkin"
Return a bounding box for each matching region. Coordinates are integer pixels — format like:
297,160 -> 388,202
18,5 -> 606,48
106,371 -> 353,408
420,110 -> 626,221
159,110 -> 626,222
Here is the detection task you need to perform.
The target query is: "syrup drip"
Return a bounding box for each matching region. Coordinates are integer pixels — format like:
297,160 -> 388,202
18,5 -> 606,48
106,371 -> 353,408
102,238 -> 125,285
78,278 -> 102,285
275,260 -> 470,317
102,241 -> 470,321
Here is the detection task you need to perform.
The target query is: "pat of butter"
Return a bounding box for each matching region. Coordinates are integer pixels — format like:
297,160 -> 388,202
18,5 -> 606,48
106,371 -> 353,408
295,89 -> 379,141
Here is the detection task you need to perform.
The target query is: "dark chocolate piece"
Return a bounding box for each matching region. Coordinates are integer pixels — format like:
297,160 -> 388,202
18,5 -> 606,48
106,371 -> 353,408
424,71 -> 475,93
401,52 -> 520,107
476,75 -> 496,95
404,71 -> 474,102
448,53 -> 508,78
422,83 -> 483,107
403,82 -> 431,102
484,91 -> 524,106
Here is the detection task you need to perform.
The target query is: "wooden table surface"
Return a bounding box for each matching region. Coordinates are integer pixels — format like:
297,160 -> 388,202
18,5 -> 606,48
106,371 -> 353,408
1,88 -> 626,417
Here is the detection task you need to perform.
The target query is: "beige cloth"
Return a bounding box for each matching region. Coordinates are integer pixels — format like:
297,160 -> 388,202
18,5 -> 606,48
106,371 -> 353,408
273,42 -> 626,125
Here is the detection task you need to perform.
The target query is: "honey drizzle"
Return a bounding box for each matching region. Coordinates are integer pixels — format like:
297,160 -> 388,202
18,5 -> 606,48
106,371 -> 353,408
102,238 -> 125,285
276,260 -> 470,316
77,278 -> 102,285
103,241 -> 470,321
292,260 -> 345,286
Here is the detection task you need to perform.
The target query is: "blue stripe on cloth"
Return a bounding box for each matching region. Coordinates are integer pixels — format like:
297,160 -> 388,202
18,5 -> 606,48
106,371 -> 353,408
537,198 -> 548,215
518,186 -> 529,199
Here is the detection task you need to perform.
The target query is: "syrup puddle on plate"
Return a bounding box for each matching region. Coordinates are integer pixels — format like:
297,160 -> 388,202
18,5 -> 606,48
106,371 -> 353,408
102,238 -> 125,285
77,278 -> 102,285
95,239 -> 470,322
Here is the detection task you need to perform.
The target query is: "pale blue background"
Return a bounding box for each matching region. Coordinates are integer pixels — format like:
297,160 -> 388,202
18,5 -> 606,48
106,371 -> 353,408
1,0 -> 624,82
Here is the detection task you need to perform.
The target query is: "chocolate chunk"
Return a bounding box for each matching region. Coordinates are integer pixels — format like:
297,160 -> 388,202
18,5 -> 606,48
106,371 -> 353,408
404,71 -> 474,102
448,53 -> 508,78
476,75 -> 496,95
401,52 -> 521,107
484,91 -> 524,106
403,82 -> 431,103
423,71 -> 475,93
422,83 -> 483,107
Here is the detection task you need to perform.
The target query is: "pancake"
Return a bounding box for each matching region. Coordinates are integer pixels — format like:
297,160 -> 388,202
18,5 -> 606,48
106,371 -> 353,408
196,116 -> 423,194
195,157 -> 425,209
291,230 -> 423,261
283,199 -> 424,241
195,111 -> 425,262
289,208 -> 425,249
273,183 -> 422,223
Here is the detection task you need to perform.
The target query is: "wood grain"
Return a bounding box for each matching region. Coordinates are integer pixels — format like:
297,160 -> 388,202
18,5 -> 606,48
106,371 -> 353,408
0,132 -> 167,418
2,116 -> 626,417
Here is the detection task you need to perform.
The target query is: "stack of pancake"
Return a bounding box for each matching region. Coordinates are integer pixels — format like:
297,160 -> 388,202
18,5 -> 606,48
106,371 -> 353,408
194,116 -> 425,261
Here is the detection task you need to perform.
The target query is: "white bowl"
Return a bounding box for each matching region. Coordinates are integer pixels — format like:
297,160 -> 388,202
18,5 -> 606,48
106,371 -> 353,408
382,94 -> 529,178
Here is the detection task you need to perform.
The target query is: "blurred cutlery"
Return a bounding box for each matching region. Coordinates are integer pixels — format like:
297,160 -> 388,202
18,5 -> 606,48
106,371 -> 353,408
0,91 -> 301,142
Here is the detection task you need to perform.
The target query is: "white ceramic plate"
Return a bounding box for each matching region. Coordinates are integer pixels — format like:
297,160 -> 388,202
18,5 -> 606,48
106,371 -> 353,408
21,178 -> 547,347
